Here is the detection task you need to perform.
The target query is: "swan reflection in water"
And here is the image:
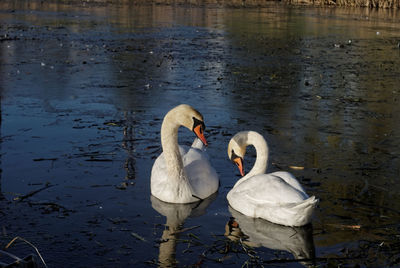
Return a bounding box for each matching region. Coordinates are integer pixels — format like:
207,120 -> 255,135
226,206 -> 316,267
151,193 -> 217,267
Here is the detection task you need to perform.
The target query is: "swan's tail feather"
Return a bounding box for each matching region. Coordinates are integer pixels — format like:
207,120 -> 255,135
293,196 -> 318,209
284,196 -> 318,226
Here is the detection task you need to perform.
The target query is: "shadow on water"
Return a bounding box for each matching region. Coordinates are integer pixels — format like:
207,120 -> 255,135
0,1 -> 400,267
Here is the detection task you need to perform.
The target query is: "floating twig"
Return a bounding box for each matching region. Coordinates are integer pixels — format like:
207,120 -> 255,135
325,223 -> 361,230
188,233 -> 200,240
131,232 -> 146,242
289,165 -> 305,170
5,236 -> 48,268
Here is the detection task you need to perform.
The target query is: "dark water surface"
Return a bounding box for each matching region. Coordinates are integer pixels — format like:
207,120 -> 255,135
1,2 -> 400,267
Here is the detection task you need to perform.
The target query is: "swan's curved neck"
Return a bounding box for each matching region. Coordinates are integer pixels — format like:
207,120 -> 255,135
161,112 -> 186,181
234,131 -> 269,188
159,222 -> 179,267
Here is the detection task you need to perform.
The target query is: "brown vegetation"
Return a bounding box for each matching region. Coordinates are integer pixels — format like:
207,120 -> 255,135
1,0 -> 399,9
288,0 -> 400,8
113,0 -> 399,8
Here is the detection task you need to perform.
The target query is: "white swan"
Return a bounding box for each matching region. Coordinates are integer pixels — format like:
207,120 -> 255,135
227,131 -> 318,226
151,104 -> 219,204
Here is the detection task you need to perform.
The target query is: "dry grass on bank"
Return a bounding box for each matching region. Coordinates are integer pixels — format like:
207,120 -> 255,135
120,0 -> 399,8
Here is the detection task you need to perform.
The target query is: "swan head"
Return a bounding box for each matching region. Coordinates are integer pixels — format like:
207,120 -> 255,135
228,131 -> 269,178
227,132 -> 248,176
166,104 -> 208,146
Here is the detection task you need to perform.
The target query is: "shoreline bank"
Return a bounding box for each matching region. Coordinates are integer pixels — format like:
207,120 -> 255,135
1,0 -> 399,9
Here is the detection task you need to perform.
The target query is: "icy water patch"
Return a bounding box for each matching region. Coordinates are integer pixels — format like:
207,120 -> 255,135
1,2 -> 400,267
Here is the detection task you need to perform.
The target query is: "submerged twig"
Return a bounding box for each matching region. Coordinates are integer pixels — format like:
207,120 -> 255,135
85,158 -> 113,162
0,249 -> 22,262
262,256 -> 359,264
5,236 -> 48,268
27,201 -> 73,213
33,158 -> 58,161
170,225 -> 201,235
14,183 -> 55,202
340,198 -> 400,215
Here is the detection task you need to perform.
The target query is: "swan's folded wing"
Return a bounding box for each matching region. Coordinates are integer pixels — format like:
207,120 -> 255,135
269,171 -> 307,194
183,148 -> 219,198
182,147 -> 210,166
228,174 -> 317,226
232,174 -> 309,204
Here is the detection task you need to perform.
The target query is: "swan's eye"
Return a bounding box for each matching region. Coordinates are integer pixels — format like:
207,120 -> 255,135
192,117 -> 205,132
230,150 -> 240,163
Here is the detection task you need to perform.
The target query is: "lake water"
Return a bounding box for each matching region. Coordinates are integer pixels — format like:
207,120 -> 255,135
0,2 -> 400,267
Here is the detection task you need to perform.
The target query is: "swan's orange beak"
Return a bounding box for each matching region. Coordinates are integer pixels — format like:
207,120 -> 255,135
193,125 -> 208,146
230,219 -> 239,228
233,157 -> 245,177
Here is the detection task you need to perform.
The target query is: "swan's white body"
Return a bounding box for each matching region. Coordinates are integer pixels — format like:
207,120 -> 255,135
151,105 -> 219,204
227,131 -> 317,227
